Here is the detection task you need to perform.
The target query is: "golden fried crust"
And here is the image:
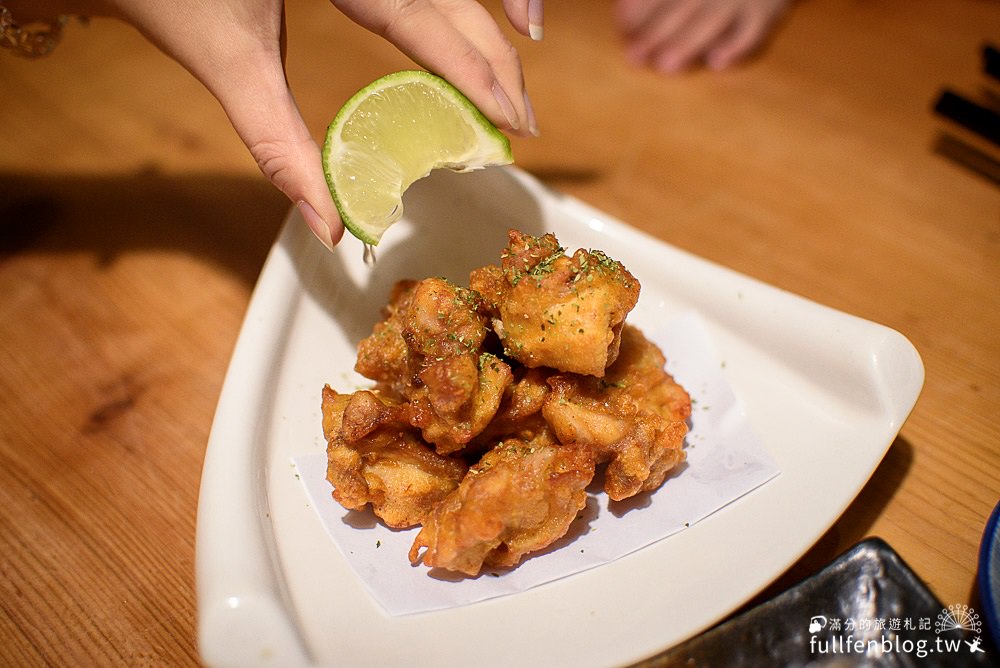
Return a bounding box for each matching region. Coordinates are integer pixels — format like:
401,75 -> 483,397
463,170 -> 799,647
322,386 -> 468,528
355,276 -> 490,393
354,277 -> 512,453
323,231 -> 693,572
541,325 -> 690,501
406,353 -> 514,454
321,384 -> 351,442
479,229 -> 640,377
354,280 -> 418,394
401,278 -> 488,360
468,263 -> 504,311
469,367 -> 554,448
408,440 -> 596,576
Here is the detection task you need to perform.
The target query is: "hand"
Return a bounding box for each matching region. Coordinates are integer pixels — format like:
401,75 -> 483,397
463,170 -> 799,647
334,1 -> 541,136
616,0 -> 790,73
10,0 -> 541,250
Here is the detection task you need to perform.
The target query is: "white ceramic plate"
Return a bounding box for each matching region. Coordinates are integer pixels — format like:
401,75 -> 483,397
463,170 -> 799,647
195,166 -> 924,668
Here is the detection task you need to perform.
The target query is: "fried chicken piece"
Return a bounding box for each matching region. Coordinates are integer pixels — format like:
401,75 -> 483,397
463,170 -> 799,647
470,230 -> 640,377
355,277 -> 513,453
408,439 -> 596,576
541,325 -> 690,501
355,279 -> 418,397
322,229 -> 695,573
406,351 -> 513,454
400,277 -> 488,361
321,385 -> 468,528
468,366 -> 554,449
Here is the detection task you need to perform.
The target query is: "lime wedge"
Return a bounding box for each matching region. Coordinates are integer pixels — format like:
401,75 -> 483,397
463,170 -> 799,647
322,70 -> 514,246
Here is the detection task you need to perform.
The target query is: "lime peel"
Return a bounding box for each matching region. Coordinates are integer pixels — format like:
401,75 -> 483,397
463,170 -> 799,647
322,70 -> 514,246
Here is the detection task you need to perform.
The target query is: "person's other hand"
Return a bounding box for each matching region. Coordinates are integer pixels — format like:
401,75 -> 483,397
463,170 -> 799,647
62,0 -> 541,249
616,0 -> 790,73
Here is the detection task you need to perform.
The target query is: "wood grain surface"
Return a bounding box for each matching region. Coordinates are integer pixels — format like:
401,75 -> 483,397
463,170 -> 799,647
1,0 -> 998,665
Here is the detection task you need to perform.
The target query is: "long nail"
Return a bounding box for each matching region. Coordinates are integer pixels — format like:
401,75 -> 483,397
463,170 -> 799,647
297,200 -> 334,251
523,89 -> 540,137
528,0 -> 543,40
492,81 -> 520,131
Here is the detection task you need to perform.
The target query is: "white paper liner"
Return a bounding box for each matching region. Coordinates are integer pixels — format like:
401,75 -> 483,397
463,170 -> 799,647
292,311 -> 779,615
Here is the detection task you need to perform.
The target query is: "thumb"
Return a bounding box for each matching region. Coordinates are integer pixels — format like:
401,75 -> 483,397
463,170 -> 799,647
213,62 -> 344,250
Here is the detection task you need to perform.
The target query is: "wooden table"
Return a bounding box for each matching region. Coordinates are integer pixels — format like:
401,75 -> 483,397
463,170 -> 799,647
2,0 -> 998,664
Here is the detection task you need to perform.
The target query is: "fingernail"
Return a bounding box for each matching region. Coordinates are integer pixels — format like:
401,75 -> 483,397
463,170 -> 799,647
297,200 -> 334,251
528,0 -> 544,40
492,81 -> 520,131
523,90 -> 540,137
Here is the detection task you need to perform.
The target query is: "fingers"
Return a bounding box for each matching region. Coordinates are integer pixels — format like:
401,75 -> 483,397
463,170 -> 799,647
706,0 -> 790,69
620,0 -> 703,68
705,8 -> 770,70
501,0 -> 544,41
99,0 -> 344,250
333,0 -> 538,137
652,2 -> 736,72
440,0 -> 539,136
213,56 -> 345,250
618,0 -> 790,73
615,0 -> 667,37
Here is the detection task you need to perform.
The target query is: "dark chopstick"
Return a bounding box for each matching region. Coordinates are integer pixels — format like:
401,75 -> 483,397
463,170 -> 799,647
983,44 -> 1000,81
932,89 -> 1000,147
933,133 -> 1000,186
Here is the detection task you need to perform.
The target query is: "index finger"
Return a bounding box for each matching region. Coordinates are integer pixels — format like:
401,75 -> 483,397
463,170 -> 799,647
501,0 -> 544,40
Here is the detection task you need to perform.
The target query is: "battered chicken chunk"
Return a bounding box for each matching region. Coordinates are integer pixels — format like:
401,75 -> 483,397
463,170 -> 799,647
408,438 -> 596,576
406,351 -> 513,454
321,229 -> 692,574
468,366 -> 554,449
541,325 -> 691,501
354,279 -> 418,396
355,277 -> 513,453
470,230 -> 640,377
322,386 -> 468,528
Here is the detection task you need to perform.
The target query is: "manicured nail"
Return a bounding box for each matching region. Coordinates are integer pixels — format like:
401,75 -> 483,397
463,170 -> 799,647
492,81 -> 520,131
297,200 -> 334,251
523,89 -> 540,137
528,0 -> 544,40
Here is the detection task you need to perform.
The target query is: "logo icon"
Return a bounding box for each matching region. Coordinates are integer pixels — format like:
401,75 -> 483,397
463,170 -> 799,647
809,615 -> 828,634
935,604 -> 982,636
936,604 -> 985,654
